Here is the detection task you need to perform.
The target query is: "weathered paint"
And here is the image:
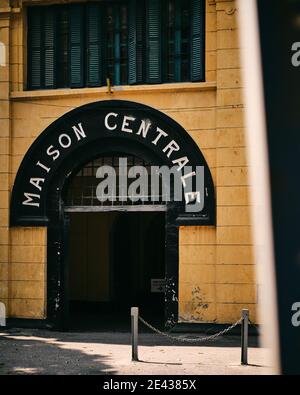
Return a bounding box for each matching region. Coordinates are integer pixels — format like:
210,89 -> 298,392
0,0 -> 258,325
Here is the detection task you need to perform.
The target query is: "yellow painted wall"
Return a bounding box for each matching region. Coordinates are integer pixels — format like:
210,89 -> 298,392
0,0 -> 257,323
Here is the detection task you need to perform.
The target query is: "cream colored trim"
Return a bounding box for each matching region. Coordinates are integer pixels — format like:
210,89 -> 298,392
10,82 -> 217,100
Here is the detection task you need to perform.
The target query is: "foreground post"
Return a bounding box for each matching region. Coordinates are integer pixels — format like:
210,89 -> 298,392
131,307 -> 139,361
0,302 -> 6,327
241,309 -> 249,365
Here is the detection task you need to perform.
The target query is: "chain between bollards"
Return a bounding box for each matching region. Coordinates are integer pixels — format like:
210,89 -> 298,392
131,307 -> 250,366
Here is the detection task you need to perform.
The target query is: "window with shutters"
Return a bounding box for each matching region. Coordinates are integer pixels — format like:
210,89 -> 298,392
27,0 -> 205,90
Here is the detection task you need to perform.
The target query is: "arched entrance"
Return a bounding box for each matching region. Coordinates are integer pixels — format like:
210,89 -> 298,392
10,100 -> 215,330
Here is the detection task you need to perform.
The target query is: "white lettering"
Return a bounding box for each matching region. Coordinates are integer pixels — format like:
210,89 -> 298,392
163,140 -> 180,158
152,127 -> 168,145
36,161 -> 50,173
105,112 -> 118,130
103,380 -> 137,393
181,171 -> 196,188
72,122 -> 86,141
122,116 -> 135,133
22,192 -> 40,207
46,145 -> 60,161
185,191 -> 201,204
172,156 -> 189,171
29,177 -> 45,192
136,120 -> 151,138
59,133 -> 72,148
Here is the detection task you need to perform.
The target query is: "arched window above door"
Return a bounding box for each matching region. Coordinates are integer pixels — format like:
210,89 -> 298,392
64,153 -> 167,210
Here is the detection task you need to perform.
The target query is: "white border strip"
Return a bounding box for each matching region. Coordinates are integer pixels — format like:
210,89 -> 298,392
237,0 -> 280,373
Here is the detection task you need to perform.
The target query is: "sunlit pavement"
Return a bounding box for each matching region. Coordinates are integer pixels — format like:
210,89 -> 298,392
0,329 -> 273,375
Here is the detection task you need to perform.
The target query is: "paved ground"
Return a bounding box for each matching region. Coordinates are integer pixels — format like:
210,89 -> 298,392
0,329 -> 273,375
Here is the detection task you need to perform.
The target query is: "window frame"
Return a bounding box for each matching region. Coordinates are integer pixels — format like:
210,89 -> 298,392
26,0 -> 205,91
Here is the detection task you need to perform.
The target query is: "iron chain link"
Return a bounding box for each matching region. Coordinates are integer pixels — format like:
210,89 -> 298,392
138,316 -> 243,343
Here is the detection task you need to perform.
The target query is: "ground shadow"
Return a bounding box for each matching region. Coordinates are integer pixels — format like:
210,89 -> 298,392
0,332 -> 117,375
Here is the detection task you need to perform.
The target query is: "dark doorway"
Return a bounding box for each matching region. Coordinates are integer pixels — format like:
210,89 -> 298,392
67,211 -> 165,331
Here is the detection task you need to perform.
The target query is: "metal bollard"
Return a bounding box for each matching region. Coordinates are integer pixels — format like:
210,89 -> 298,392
241,309 -> 249,365
131,307 -> 139,361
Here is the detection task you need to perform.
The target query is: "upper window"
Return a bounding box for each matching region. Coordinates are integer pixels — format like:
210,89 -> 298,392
27,0 -> 205,90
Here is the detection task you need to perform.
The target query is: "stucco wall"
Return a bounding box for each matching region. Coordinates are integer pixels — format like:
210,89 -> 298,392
0,0 -> 257,324
178,0 -> 256,324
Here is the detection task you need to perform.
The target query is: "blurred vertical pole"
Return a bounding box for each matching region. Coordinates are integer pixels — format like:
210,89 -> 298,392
131,307 -> 139,361
237,0 -> 280,374
241,309 -> 249,365
238,0 -> 300,374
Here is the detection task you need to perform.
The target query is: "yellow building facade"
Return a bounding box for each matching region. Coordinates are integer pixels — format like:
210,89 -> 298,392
0,0 -> 256,328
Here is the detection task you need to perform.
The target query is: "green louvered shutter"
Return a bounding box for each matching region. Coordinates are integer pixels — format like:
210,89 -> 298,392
191,0 -> 205,82
44,7 -> 56,88
28,8 -> 42,89
174,0 -> 181,82
128,0 -> 137,84
146,0 -> 161,83
87,3 -> 102,86
136,3 -> 144,84
128,0 -> 144,84
114,6 -> 121,85
70,4 -> 84,87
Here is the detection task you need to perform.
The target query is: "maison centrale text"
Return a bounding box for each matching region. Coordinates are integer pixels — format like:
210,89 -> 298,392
22,112 -> 201,208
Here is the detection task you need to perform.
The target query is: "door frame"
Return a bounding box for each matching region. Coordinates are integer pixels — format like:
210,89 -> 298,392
47,204 -> 178,330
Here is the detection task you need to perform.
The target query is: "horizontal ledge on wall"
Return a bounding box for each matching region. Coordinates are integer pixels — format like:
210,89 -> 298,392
64,205 -> 167,212
175,215 -> 216,226
10,216 -> 49,227
10,82 -> 217,101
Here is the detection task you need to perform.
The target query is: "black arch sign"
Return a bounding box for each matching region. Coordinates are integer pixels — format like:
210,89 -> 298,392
10,100 -> 215,226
